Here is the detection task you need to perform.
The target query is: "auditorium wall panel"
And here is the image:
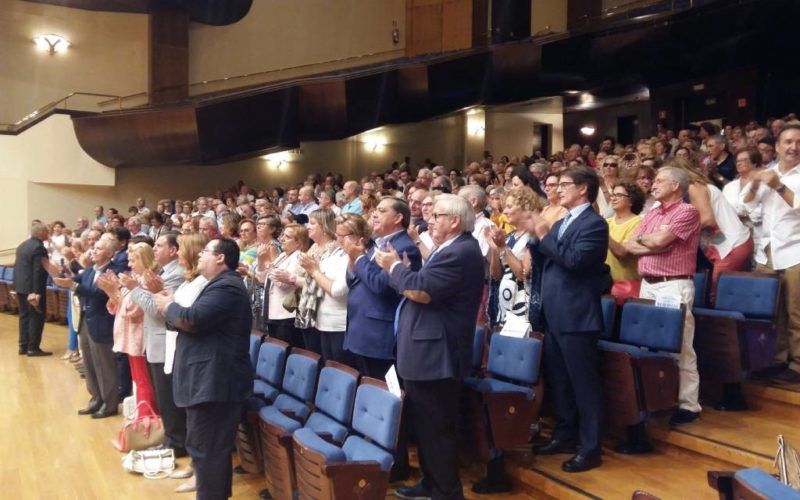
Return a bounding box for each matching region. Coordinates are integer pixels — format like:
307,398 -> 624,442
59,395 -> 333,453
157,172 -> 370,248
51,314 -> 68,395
531,0 -> 568,35
188,0 -> 406,94
0,2 -> 148,124
485,107 -> 564,159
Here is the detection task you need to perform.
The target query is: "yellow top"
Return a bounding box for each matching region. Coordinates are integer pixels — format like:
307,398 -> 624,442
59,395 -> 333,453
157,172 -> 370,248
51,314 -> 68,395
491,213 -> 515,234
606,215 -> 642,281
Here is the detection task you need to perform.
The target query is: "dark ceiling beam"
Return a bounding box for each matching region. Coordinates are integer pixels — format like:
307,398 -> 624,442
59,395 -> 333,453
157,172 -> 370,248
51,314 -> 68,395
22,0 -> 252,25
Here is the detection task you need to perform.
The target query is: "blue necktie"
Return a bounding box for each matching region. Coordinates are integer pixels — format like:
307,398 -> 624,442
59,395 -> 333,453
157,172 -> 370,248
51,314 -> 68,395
394,248 -> 439,336
557,211 -> 572,240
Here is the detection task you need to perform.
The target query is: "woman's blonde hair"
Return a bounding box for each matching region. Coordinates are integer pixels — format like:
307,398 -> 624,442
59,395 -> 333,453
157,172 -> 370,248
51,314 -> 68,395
177,233 -> 208,281
665,156 -> 709,185
128,242 -> 158,272
506,186 -> 546,213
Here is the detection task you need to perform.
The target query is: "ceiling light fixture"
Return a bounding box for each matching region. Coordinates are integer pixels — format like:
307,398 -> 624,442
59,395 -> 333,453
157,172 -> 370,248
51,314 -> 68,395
33,34 -> 70,55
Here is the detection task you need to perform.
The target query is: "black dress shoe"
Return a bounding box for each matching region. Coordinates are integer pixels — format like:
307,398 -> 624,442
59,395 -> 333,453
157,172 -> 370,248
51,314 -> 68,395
18,349 -> 27,355
78,404 -> 101,415
713,399 -> 749,411
562,452 -> 602,473
532,439 -> 578,455
92,408 -> 119,419
27,349 -> 53,357
395,481 -> 432,500
669,409 -> 700,426
471,476 -> 513,494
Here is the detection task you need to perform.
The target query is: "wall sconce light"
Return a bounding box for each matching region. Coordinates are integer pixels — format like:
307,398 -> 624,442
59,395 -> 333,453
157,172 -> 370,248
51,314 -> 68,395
363,134 -> 387,153
470,124 -> 486,136
33,34 -> 71,55
262,151 -> 291,169
580,125 -> 596,136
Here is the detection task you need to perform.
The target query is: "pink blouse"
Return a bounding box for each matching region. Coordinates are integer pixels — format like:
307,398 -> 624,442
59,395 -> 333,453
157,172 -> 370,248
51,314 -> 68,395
109,289 -> 145,356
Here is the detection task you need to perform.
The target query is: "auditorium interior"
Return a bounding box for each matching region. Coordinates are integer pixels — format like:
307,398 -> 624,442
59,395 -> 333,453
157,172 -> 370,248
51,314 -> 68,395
2,0 -> 800,498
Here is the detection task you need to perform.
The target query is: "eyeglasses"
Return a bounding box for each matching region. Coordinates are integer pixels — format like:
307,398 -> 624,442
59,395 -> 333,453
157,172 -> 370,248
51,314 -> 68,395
421,202 -> 434,207
432,212 -> 454,220
336,232 -> 354,239
545,183 -> 559,189
610,192 -> 630,198
557,182 -> 576,189
603,163 -> 619,167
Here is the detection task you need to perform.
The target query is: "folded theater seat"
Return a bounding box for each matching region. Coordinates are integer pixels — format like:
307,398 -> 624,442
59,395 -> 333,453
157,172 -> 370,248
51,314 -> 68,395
292,378 -> 403,500
599,299 -> 684,454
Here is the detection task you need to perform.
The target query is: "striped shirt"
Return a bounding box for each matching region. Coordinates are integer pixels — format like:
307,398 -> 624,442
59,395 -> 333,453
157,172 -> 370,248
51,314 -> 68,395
635,199 -> 700,277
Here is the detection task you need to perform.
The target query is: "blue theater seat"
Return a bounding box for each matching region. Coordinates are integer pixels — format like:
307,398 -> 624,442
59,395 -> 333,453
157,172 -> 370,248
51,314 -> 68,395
599,299 -> 684,454
292,378 -> 402,500
236,337 -> 289,474
733,468 -> 800,499
259,361 -> 359,498
693,271 -> 781,410
463,333 -> 544,491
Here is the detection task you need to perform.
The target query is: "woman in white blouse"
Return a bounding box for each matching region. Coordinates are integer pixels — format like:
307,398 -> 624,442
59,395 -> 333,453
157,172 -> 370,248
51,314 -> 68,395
164,233 -> 209,376
722,148 -> 768,267
297,209 -> 351,364
260,223 -> 309,347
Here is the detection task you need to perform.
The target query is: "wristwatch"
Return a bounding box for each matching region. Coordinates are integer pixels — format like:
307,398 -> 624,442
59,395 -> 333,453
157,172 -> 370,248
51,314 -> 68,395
776,184 -> 787,194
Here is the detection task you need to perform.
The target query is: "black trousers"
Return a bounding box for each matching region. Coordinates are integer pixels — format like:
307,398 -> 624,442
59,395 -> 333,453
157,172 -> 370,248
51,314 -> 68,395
316,329 -> 354,366
354,354 -> 394,380
301,328 -> 321,357
543,330 -> 603,454
116,352 -> 132,400
266,318 -> 302,348
17,293 -> 46,351
148,361 -> 187,456
405,378 -> 464,499
185,401 -> 242,500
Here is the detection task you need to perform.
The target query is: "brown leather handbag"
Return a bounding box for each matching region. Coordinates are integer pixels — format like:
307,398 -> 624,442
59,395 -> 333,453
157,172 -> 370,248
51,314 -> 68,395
113,401 -> 165,452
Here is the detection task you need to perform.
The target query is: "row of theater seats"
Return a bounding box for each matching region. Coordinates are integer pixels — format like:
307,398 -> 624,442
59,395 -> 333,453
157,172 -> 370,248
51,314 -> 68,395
0,265 -> 71,323
238,337 -> 403,500
239,331 -> 547,499
597,270 -> 782,454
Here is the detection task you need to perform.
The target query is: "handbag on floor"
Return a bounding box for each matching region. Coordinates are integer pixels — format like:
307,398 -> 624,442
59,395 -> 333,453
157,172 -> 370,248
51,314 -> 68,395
114,401 -> 165,452
121,448 -> 175,479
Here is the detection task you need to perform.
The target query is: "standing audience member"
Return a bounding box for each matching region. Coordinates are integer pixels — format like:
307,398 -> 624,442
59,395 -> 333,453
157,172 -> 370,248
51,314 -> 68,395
124,232 -> 189,464
13,222 -> 52,356
342,198 -> 421,377
540,173 -> 568,227
156,238 -> 252,500
606,181 -> 645,296
55,238 -> 120,418
744,125 -> 800,384
625,166 -> 702,425
297,209 -> 350,364
723,148 -> 767,267
262,224 -> 308,347
529,166 -> 608,473
376,194 -> 484,500
99,242 -> 159,429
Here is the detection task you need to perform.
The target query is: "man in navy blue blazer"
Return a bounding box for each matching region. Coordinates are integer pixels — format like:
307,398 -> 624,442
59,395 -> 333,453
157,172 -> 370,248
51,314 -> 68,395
54,238 -> 119,419
376,194 -> 484,500
529,165 -> 610,473
342,197 -> 422,378
156,237 -> 253,500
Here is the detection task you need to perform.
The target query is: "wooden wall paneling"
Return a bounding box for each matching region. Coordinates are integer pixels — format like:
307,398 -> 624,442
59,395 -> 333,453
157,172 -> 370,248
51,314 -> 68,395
472,0 -> 489,47
406,0 -> 444,57
441,0 -> 472,52
148,6 -> 189,104
297,79 -> 348,141
73,106 -> 200,166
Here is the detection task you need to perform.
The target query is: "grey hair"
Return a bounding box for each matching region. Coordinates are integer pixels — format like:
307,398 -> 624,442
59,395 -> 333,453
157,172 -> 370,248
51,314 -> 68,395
457,185 -> 488,210
530,163 -> 547,173
708,134 -> 729,151
30,222 -> 48,239
200,216 -> 218,229
658,166 -> 690,194
434,194 -> 475,233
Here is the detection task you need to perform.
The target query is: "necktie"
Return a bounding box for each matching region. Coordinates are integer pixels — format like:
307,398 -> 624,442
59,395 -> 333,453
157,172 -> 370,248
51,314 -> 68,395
557,211 -> 572,240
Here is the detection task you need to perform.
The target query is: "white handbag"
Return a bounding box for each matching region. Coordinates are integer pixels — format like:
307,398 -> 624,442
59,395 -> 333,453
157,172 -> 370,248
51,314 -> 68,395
121,448 -> 175,479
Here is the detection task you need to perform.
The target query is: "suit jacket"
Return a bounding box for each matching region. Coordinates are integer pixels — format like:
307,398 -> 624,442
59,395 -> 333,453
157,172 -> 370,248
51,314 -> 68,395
539,206 -> 610,333
110,250 -> 129,274
130,259 -> 186,364
390,232 -> 484,381
345,231 -> 422,360
73,265 -> 115,343
12,237 -> 48,295
165,269 -> 253,408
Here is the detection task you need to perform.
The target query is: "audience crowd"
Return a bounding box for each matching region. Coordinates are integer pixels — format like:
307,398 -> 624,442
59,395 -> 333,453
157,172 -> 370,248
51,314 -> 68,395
12,113 -> 800,498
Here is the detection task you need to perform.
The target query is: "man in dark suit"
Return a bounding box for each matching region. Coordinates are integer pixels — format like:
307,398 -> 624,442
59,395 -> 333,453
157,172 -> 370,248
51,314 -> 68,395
156,237 -> 253,500
54,238 -> 120,418
529,165 -> 609,473
342,197 -> 422,378
13,222 -> 51,356
376,194 -> 484,500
